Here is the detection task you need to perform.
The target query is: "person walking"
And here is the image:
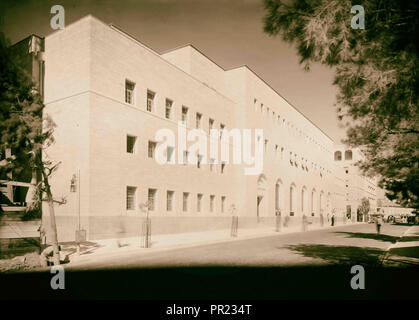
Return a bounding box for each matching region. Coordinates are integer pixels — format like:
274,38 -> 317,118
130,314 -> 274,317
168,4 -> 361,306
375,215 -> 382,234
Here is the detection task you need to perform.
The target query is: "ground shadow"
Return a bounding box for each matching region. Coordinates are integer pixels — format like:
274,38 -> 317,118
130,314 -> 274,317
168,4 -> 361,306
334,232 -> 399,243
2,265 -> 419,300
285,244 -> 384,266
389,246 -> 419,260
398,236 -> 419,242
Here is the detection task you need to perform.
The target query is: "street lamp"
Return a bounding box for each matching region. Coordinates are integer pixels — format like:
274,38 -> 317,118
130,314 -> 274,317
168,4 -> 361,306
71,169 -> 85,253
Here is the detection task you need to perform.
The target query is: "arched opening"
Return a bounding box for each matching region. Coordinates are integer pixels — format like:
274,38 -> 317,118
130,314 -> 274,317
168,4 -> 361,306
301,186 -> 307,215
327,192 -> 331,215
334,151 -> 342,161
290,183 -> 297,216
320,191 -> 325,215
257,174 -> 267,218
345,150 -> 353,160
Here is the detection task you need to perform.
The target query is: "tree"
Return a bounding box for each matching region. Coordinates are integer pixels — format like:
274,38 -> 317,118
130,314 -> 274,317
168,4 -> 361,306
0,33 -> 62,265
263,0 -> 419,208
358,197 -> 370,221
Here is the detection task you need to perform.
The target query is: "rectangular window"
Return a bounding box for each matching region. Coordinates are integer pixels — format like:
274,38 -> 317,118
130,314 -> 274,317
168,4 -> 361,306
264,139 -> 268,153
148,188 -> 156,211
167,146 -> 174,163
196,112 -> 202,129
210,195 -> 215,212
254,98 -> 258,112
221,161 -> 226,174
165,98 -> 173,119
275,144 -> 278,156
181,106 -> 188,125
221,196 -> 226,213
148,141 -> 156,158
197,194 -> 203,213
126,135 -> 137,154
126,186 -> 137,210
147,90 -> 155,112
183,192 -> 189,212
125,80 -> 135,104
167,190 -> 174,212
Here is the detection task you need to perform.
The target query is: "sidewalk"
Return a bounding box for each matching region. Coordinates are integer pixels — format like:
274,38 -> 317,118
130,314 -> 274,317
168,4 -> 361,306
66,220 -> 361,266
382,225 -> 419,266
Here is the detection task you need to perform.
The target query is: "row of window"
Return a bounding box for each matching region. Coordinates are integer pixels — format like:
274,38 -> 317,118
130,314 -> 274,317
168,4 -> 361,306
130,134 -> 329,176
287,184 -> 326,215
127,135 -> 227,172
334,150 -> 353,161
126,186 -> 226,213
125,81 -> 331,175
125,80 -> 226,133
264,139 -> 329,176
253,98 -> 331,155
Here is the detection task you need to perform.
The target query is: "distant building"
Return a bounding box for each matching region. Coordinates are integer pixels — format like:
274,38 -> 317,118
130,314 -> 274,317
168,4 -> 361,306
333,146 -> 378,221
376,187 -> 415,218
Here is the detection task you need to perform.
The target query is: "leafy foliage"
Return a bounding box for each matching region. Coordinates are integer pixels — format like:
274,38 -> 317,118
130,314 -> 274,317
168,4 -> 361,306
0,32 -> 62,264
263,0 -> 419,208
359,197 -> 370,215
0,32 -> 58,203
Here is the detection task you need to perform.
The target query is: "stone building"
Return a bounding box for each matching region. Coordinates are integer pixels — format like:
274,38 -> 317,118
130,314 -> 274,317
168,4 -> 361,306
7,15 -> 350,241
333,146 -> 378,221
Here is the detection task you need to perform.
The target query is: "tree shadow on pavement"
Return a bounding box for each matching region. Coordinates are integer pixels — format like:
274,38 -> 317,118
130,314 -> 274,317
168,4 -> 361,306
389,246 -> 419,260
398,236 -> 419,242
334,232 -> 399,243
286,244 -> 384,266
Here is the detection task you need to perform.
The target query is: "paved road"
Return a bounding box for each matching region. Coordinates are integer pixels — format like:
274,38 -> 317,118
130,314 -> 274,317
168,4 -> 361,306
2,223 -> 419,300
69,223 -> 413,270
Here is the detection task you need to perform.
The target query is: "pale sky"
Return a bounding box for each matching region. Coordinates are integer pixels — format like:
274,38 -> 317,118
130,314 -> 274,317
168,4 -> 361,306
0,0 -> 347,143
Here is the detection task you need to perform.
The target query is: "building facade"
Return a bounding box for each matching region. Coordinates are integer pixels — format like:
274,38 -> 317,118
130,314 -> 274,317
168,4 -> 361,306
9,15 -> 347,241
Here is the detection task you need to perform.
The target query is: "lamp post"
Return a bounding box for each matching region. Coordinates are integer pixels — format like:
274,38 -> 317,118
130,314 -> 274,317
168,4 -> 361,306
140,201 -> 151,248
71,169 -> 84,254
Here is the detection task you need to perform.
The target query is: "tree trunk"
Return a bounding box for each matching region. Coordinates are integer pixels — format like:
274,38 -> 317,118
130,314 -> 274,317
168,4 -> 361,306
41,169 -> 60,265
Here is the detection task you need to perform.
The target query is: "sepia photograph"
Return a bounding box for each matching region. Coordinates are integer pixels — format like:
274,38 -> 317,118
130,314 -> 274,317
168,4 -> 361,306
0,0 -> 418,311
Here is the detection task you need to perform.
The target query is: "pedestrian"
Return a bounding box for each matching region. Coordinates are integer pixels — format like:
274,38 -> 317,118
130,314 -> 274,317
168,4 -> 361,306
302,214 -> 307,232
331,213 -> 335,226
375,215 -> 382,234
275,209 -> 281,232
